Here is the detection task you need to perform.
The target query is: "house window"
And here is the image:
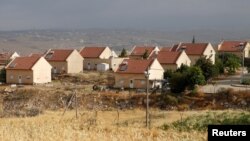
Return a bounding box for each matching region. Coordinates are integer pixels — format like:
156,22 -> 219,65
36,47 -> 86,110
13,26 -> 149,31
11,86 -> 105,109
10,75 -> 14,79
119,80 -> 124,84
141,80 -> 145,84
87,63 -> 91,70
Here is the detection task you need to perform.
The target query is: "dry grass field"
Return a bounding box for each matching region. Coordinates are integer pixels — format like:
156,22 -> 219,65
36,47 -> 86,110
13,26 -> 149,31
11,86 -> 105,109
1,109 -> 247,141
0,109 -> 209,141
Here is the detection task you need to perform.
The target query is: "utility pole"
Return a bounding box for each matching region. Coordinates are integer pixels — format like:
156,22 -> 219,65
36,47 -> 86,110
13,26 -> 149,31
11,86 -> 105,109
75,90 -> 78,119
241,47 -> 245,83
144,68 -> 150,129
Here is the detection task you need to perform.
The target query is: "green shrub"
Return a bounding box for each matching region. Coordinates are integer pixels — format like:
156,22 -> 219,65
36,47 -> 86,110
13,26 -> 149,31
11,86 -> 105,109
215,56 -> 224,74
219,53 -> 241,74
186,66 -> 206,89
164,69 -> 173,80
160,112 -> 250,131
241,78 -> 250,85
163,95 -> 178,105
170,72 -> 187,93
190,86 -> 199,96
195,57 -> 219,81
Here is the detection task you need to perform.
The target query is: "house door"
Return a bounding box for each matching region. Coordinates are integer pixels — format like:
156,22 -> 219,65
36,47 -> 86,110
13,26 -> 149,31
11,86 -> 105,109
129,80 -> 134,88
87,63 -> 91,70
18,75 -> 22,84
94,64 -> 97,70
53,67 -> 57,74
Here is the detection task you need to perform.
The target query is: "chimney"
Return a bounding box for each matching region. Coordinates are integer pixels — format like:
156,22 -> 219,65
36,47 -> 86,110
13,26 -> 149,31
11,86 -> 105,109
180,46 -> 186,51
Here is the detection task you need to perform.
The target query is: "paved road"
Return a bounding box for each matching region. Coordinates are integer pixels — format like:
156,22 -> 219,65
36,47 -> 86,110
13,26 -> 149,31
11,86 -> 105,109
201,74 -> 250,93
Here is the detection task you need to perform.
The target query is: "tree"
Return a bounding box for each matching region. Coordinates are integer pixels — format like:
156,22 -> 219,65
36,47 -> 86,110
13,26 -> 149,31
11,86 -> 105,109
0,69 -> 6,83
169,72 -> 187,93
195,57 -> 219,81
142,49 -> 149,59
192,35 -> 195,43
164,69 -> 173,80
219,53 -> 241,74
215,55 -> 224,74
225,57 -> 241,74
176,64 -> 189,73
119,48 -> 128,57
187,66 -> 206,89
169,66 -> 206,93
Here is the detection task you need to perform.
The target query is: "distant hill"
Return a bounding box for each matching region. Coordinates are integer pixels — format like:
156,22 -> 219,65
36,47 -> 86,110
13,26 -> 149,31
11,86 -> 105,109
0,29 -> 250,55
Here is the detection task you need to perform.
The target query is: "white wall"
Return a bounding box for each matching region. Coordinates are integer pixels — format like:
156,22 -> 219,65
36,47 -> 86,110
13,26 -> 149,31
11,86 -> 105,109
203,43 -> 216,64
32,57 -> 52,84
99,47 -> 113,59
148,59 -> 164,80
176,51 -> 191,67
67,50 -> 83,73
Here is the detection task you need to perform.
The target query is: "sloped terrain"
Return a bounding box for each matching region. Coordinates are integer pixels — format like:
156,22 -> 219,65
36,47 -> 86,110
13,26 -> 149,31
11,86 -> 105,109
0,72 -> 249,118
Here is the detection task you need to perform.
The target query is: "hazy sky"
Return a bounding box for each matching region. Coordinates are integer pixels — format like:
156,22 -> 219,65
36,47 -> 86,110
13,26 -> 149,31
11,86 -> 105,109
0,0 -> 250,31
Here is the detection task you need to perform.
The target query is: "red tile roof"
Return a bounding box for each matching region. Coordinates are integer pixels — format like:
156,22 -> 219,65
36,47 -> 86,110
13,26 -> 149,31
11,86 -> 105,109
116,59 -> 154,74
44,49 -> 73,61
157,51 -> 182,64
218,41 -> 247,52
170,44 -> 179,52
171,43 -> 208,55
6,56 -> 40,70
29,53 -> 43,57
80,47 -> 106,58
130,46 -> 156,57
160,47 -> 172,52
0,52 -> 12,65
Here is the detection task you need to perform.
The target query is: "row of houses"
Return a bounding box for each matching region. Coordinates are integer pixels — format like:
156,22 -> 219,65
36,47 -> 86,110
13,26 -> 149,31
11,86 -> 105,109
1,40 -> 250,88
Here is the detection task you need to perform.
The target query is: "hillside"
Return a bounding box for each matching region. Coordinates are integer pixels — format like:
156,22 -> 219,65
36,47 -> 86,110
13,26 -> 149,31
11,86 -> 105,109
0,72 -> 249,118
1,29 -> 250,55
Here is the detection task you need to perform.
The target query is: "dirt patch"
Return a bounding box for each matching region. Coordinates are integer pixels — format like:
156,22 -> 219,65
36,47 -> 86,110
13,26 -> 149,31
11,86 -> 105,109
0,72 -> 249,117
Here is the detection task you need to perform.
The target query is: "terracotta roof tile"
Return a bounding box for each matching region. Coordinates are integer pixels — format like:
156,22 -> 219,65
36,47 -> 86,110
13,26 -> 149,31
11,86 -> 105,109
170,44 -> 179,51
218,41 -> 247,52
157,51 -> 181,64
160,47 -> 172,52
6,56 -> 40,70
116,59 -> 154,74
130,46 -> 156,57
29,53 -> 43,57
44,49 -> 73,61
171,43 -> 208,55
80,47 -> 106,58
0,52 -> 12,65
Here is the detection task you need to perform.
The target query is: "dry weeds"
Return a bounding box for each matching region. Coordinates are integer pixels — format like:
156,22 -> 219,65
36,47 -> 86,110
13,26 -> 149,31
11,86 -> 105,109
0,109 -> 214,141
